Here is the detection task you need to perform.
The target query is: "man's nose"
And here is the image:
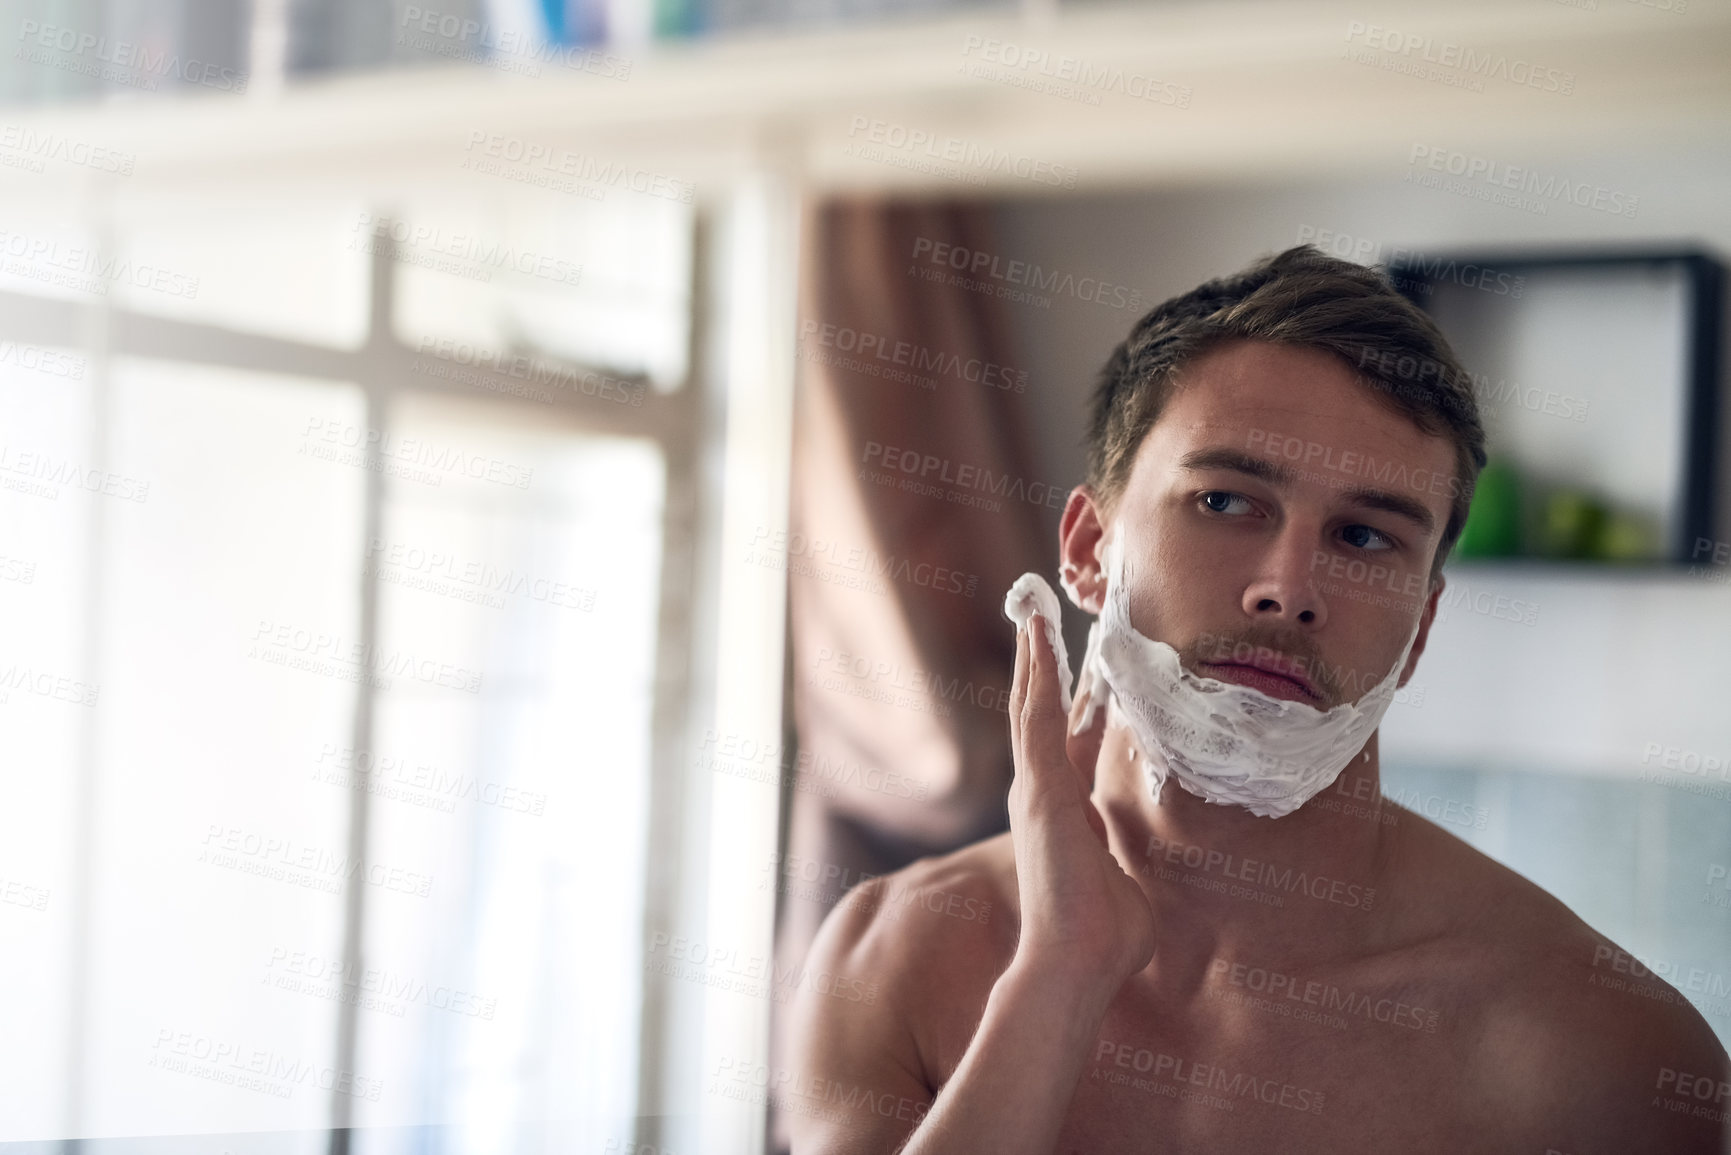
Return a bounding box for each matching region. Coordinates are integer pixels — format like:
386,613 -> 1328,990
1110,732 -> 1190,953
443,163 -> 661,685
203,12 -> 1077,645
1241,527 -> 1327,627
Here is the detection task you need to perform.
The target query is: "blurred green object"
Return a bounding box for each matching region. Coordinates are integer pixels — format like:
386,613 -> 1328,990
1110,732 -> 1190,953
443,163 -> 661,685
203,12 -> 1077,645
1594,509 -> 1657,561
1455,459 -> 1522,558
1537,489 -> 1607,559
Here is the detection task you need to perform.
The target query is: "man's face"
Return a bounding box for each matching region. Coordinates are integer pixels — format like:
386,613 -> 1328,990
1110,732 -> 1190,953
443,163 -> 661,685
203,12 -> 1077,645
1082,340 -> 1458,709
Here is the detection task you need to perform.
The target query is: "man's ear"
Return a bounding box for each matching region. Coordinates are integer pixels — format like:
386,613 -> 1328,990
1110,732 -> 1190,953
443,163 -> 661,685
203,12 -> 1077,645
1397,571 -> 1445,689
1059,487 -> 1109,613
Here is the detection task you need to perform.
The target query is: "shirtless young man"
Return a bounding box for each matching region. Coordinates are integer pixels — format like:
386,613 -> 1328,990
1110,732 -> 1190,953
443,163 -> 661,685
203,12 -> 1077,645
785,246 -> 1730,1153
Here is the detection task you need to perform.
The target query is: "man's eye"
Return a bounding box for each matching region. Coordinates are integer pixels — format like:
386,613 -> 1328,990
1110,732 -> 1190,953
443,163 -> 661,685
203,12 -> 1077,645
1341,524 -> 1394,551
1200,491 -> 1252,516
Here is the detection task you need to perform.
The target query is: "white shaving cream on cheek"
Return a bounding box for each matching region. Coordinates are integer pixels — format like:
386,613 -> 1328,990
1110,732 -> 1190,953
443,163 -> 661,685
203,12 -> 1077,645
1005,532 -> 1422,819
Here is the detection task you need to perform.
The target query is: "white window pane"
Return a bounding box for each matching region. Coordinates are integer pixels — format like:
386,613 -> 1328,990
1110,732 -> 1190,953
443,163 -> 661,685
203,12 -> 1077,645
345,392 -> 663,1153
109,198 -> 372,349
0,345 -> 103,1137
83,359 -> 363,1137
388,195 -> 693,390
0,214 -> 104,306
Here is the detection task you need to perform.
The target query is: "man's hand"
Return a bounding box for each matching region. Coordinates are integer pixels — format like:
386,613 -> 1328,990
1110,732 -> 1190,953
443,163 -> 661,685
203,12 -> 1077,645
1008,611 -> 1156,996
787,609 -> 1159,1155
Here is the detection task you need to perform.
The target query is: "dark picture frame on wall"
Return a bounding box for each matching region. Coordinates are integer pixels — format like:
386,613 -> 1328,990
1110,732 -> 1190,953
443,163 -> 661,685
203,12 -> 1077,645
1387,248 -> 1724,568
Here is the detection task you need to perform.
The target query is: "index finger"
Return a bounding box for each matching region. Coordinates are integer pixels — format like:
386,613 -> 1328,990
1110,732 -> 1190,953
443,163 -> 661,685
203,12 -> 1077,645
1004,574 -> 1074,712
1015,611 -> 1082,808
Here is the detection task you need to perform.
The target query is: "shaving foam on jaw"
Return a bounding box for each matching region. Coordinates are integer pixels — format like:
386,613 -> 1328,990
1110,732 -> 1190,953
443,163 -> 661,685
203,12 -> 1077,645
1003,533 -> 1421,819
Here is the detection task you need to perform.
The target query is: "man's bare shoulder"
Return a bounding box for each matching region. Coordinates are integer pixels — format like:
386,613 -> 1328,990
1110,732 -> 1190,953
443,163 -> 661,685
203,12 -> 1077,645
796,834 -> 1021,1087
819,832 -> 1020,985
1391,810 -> 1730,1150
1471,910 -> 1729,1152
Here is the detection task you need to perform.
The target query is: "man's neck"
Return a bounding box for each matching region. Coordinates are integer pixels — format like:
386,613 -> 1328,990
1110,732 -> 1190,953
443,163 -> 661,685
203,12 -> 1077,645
1092,719 -> 1403,993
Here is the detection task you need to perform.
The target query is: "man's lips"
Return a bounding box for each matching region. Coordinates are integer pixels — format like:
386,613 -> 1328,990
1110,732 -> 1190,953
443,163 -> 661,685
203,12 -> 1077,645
1197,660 -> 1322,704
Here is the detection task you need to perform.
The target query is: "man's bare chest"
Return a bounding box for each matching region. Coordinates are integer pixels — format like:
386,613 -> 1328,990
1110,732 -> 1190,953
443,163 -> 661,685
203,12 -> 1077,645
924,964 -> 1491,1153
1056,1018 -> 1474,1152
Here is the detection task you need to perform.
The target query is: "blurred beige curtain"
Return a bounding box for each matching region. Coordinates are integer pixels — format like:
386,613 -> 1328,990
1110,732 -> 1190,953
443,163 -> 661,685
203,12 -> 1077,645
769,197 -> 1049,1147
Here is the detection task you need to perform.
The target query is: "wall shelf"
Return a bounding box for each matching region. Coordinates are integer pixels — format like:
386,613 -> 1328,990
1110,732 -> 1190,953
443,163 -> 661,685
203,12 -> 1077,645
2,0 -> 1729,202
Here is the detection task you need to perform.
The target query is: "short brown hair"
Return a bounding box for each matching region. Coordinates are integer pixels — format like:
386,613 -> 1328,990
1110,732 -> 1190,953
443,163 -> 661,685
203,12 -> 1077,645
1084,244 -> 1488,575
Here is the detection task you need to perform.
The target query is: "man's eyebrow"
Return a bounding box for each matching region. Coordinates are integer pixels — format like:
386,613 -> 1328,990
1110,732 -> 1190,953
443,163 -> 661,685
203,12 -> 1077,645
1176,448 -> 1296,485
1178,446 -> 1438,535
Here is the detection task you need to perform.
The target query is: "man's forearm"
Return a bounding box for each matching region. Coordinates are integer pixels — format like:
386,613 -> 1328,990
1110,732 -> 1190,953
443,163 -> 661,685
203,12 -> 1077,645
900,959 -> 1118,1155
